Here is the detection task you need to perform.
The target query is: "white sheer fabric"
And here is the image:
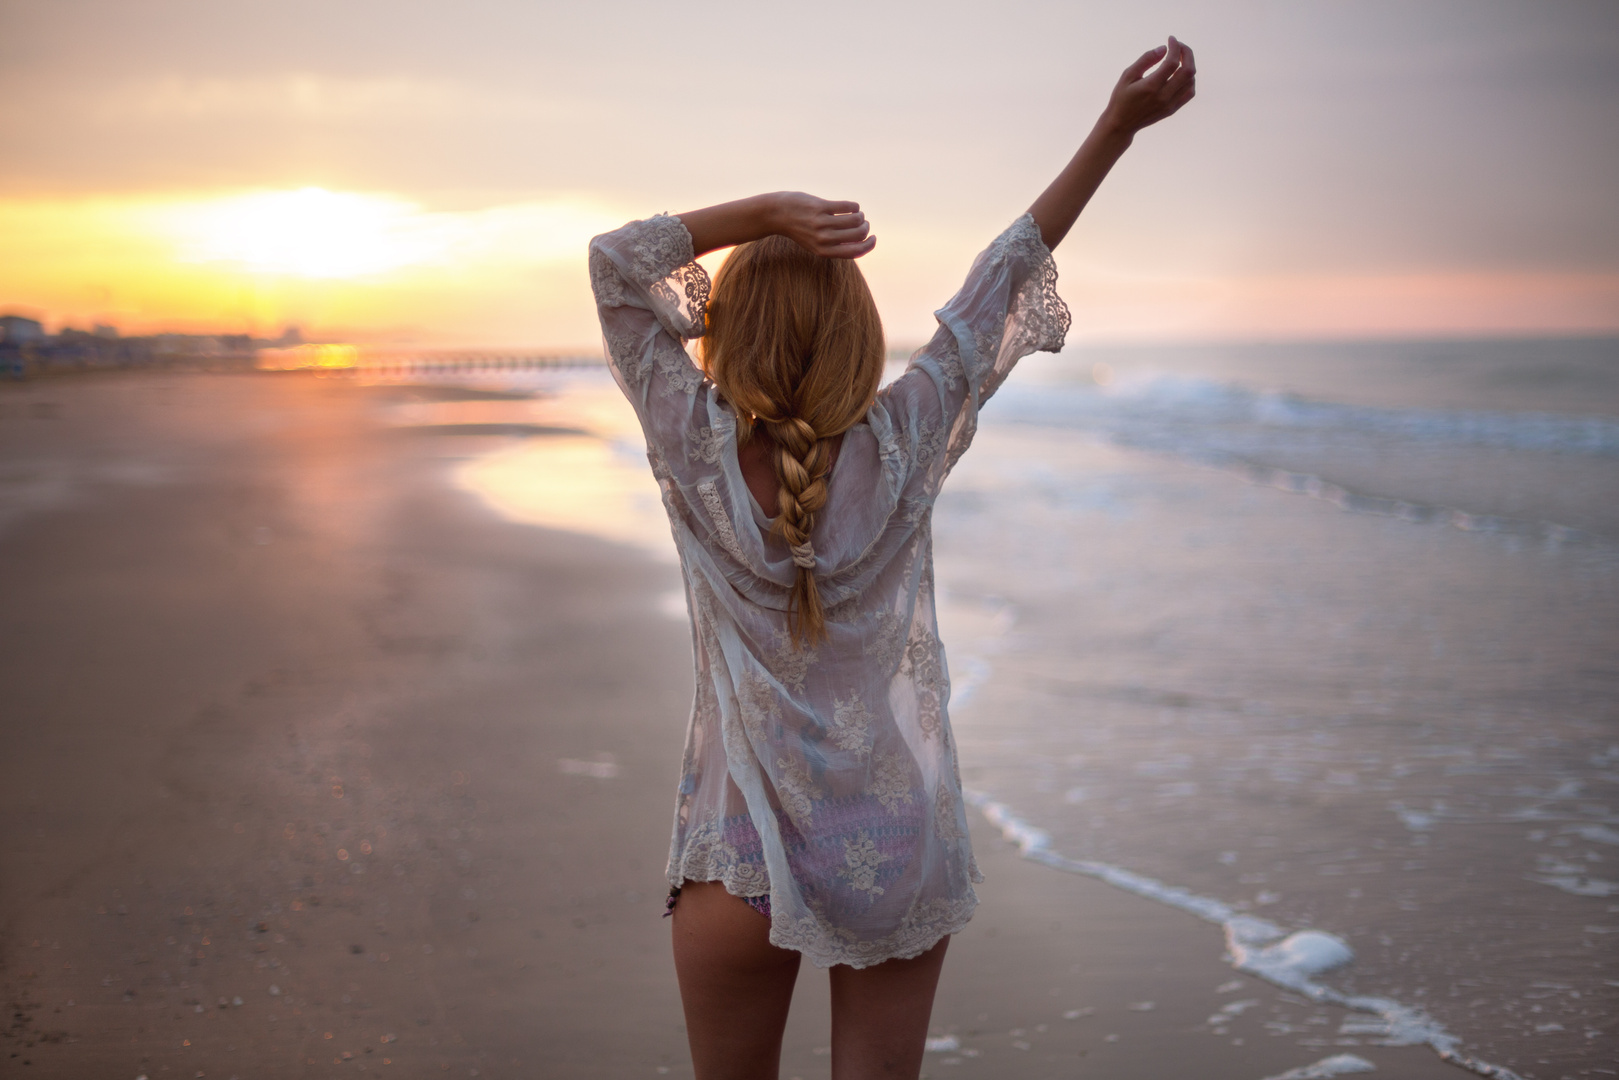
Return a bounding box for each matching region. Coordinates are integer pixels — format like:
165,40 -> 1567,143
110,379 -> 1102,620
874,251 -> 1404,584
588,212 -> 1070,967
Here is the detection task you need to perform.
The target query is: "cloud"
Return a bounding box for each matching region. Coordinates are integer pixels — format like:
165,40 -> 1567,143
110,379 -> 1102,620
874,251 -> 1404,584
86,73 -> 563,123
103,74 -> 467,120
3,0 -> 1616,340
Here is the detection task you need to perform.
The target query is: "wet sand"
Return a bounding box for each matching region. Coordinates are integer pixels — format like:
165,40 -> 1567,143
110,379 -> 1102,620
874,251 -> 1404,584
1,372 -> 1463,1078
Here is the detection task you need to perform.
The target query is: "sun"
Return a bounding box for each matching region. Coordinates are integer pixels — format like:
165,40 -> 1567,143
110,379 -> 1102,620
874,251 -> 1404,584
178,187 -> 447,279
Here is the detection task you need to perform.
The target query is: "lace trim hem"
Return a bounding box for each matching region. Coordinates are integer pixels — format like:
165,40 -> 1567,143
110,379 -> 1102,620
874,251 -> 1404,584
770,891 -> 979,969
668,814 -> 771,896
670,868 -> 772,900
1001,213 -> 1070,355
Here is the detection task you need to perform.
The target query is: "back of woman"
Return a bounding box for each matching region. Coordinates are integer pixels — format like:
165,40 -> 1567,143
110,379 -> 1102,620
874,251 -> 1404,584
590,204 -> 1066,966
586,36 -> 1194,1079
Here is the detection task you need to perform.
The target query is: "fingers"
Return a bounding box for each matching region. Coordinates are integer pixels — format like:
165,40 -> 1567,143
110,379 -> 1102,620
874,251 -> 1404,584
821,220 -> 870,247
816,220 -> 873,257
781,194 -> 874,256
1144,35 -> 1181,88
821,235 -> 877,260
1162,39 -> 1195,97
1121,44 -> 1166,84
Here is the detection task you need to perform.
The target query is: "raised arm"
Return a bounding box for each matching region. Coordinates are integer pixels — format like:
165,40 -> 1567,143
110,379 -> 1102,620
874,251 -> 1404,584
676,192 -> 876,260
1029,36 -> 1197,251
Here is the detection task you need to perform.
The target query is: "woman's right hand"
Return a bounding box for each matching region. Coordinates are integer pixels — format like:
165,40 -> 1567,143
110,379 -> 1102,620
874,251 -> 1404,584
768,192 -> 876,260
1100,36 -> 1197,138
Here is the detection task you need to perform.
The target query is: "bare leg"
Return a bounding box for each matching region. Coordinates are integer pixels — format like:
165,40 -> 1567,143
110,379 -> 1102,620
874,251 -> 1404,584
670,881 -> 802,1080
828,935 -> 950,1080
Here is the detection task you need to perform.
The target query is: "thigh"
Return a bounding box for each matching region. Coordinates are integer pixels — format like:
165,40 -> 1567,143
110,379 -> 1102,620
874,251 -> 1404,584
827,935 -> 950,1080
670,881 -> 802,1080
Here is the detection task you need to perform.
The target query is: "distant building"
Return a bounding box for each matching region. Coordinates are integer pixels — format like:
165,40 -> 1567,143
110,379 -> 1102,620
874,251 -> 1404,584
0,315 -> 45,345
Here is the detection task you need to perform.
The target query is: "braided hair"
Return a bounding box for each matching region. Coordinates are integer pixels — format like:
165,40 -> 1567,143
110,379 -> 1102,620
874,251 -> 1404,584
700,234 -> 886,645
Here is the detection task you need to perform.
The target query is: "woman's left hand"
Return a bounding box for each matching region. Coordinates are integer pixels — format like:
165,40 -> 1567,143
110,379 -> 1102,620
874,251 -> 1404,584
1100,36 -> 1197,137
680,192 -> 876,259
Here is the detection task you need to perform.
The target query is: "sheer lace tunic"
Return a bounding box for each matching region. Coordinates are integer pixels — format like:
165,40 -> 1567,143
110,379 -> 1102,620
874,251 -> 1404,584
588,213 -> 1069,967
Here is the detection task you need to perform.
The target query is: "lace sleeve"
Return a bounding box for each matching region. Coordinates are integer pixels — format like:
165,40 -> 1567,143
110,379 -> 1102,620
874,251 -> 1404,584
588,215 -> 713,458
881,212 -> 1070,493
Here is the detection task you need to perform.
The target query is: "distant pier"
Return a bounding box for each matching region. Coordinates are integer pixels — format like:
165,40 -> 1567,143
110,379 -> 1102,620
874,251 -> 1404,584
256,343 -> 606,375
347,352 -> 606,377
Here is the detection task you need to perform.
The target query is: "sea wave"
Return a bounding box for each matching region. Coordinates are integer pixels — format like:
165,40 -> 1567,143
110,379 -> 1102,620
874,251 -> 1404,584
988,374 -> 1619,458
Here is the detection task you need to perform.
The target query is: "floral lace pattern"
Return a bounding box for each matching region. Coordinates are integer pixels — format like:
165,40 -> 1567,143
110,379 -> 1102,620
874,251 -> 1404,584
589,211 -> 1067,968
912,416 -> 945,468
654,337 -> 703,398
933,784 -> 966,842
774,755 -> 824,826
765,633 -> 816,695
696,481 -> 748,565
772,895 -> 978,970
840,831 -> 892,899
863,610 -> 908,674
737,670 -> 781,745
829,693 -> 875,757
687,424 -> 727,464
675,813 -> 770,897
872,750 -> 916,813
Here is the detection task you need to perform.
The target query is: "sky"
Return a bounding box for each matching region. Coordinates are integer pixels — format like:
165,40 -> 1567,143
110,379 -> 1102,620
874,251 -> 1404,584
1,0 -> 1616,347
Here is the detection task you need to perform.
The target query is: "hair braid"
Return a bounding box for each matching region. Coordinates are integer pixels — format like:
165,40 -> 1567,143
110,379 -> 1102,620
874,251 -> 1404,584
764,416 -> 834,644
699,233 -> 886,648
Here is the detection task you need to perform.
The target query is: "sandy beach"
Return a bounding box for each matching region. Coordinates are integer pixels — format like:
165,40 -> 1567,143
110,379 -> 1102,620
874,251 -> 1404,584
0,371 -> 1559,1078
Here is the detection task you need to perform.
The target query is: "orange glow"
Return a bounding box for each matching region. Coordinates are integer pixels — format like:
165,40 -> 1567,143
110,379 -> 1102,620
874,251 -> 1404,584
175,187 -> 445,278
0,190 -> 626,344
257,343 -> 359,370
3,191 -> 1616,347
1054,267 -> 1619,343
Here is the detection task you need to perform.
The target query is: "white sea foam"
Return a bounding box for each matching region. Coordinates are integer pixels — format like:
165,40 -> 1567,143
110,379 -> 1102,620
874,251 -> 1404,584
1206,998 -> 1262,1026
1260,1054 -> 1376,1080
1390,803 -> 1437,831
1570,823 -> 1619,846
965,792 -> 1529,1080
1228,930 -> 1354,991
1528,871 -> 1619,898
558,756 -> 619,779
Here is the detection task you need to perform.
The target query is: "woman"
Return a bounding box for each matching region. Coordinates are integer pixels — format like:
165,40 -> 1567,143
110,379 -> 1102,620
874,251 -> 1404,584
588,38 -> 1195,1079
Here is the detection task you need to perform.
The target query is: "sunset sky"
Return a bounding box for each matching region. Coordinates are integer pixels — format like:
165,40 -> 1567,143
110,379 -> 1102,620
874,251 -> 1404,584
2,0 -> 1616,347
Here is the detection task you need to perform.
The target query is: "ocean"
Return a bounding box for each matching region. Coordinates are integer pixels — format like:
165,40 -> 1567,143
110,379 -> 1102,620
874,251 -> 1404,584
441,335 -> 1618,1079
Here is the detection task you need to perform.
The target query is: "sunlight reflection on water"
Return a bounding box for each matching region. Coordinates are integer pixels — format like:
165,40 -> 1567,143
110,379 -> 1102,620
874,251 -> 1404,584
456,434 -> 675,561
407,368 -> 676,561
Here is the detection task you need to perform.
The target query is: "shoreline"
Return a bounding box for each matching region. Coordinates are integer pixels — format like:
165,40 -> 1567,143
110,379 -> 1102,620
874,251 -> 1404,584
0,372 -> 1547,1077
962,794 -> 1523,1080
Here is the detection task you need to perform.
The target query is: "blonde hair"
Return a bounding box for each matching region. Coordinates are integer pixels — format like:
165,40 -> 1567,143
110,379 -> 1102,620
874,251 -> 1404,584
700,235 -> 885,646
